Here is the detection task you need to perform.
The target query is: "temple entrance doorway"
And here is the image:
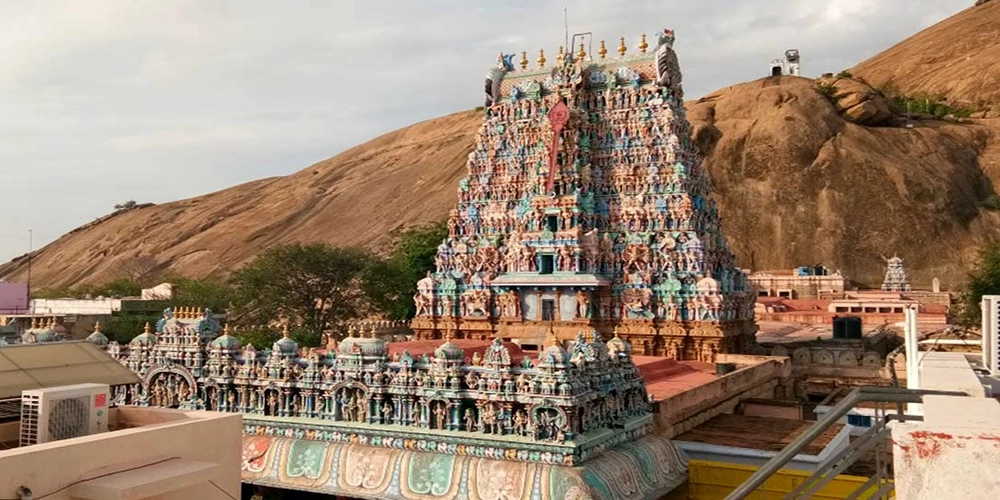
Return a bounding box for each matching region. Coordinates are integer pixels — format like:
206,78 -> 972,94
541,300 -> 556,321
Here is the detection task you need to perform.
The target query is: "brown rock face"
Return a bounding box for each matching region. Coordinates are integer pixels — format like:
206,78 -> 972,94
689,76 -> 1000,288
817,76 -> 893,126
851,1 -> 1000,114
0,111 -> 480,289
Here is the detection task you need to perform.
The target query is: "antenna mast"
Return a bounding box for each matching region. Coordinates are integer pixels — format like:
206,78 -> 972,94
27,229 -> 32,304
563,7 -> 569,56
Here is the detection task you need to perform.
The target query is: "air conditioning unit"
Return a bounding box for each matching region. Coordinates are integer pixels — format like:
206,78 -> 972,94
20,383 -> 110,447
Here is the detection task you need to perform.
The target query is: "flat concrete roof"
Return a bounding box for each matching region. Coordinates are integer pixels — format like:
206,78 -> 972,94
634,356 -> 717,400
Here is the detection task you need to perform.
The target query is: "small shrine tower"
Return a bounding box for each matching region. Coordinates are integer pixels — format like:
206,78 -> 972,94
881,255 -> 912,292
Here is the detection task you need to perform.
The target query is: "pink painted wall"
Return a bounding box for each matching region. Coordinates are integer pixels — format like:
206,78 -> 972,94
0,282 -> 28,314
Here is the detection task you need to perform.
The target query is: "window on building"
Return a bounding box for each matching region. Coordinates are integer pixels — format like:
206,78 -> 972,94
757,290 -> 770,297
835,306 -> 848,313
847,414 -> 873,427
545,215 -> 558,232
778,290 -> 792,298
893,307 -> 903,313
540,254 -> 554,274
541,300 -> 556,321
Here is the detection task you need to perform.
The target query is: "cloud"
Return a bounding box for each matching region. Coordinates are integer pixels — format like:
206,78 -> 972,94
0,0 -> 972,262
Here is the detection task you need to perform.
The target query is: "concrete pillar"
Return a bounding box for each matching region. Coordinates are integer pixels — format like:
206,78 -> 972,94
904,304 -> 921,414
904,305 -> 919,390
982,296 -> 1000,376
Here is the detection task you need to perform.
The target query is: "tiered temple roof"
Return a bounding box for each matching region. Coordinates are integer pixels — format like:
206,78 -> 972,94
103,307 -> 659,467
411,29 -> 755,361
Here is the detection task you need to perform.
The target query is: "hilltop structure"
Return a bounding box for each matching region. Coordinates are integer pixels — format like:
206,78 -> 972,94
412,31 -> 756,361
95,307 -> 687,499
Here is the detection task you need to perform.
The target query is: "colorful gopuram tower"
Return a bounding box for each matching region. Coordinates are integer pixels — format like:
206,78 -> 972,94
411,31 -> 757,361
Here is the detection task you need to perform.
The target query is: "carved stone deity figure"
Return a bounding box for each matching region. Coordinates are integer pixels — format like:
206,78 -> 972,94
382,399 -> 394,423
464,408 -> 477,431
356,396 -> 367,422
434,402 -> 447,430
557,245 -> 574,272
575,290 -> 590,318
414,271 -> 436,316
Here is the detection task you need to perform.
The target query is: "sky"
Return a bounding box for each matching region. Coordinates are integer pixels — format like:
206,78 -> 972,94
0,0 -> 972,262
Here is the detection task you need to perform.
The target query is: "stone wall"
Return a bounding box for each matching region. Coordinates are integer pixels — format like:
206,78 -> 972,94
653,355 -> 792,438
893,396 -> 1000,499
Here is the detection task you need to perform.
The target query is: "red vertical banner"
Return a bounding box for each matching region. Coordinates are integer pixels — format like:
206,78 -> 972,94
546,100 -> 570,195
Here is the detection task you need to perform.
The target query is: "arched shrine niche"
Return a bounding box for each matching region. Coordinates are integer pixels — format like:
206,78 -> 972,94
532,406 -> 567,441
333,382 -> 369,423
143,366 -> 196,409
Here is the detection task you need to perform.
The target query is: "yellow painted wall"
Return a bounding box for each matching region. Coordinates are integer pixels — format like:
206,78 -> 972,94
685,459 -> 893,500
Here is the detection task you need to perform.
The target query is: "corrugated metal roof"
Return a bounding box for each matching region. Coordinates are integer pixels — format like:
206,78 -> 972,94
0,341 -> 140,399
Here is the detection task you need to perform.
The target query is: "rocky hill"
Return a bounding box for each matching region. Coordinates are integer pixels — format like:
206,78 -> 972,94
0,111 -> 478,288
851,0 -> 1000,116
3,4 -> 1000,290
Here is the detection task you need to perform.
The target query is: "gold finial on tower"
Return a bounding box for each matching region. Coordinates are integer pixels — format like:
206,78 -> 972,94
599,40 -> 608,59
143,322 -> 152,333
618,37 -> 627,57
282,323 -> 290,338
639,33 -> 648,53
94,321 -> 101,333
519,51 -> 528,70
544,324 -> 560,348
556,45 -> 565,65
30,317 -> 37,329
577,42 -> 586,61
223,324 -> 230,336
537,49 -> 546,68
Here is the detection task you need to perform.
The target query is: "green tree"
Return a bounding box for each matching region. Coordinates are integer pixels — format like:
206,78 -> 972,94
231,328 -> 281,350
159,274 -> 235,311
231,326 -> 324,350
362,221 -> 446,320
229,243 -> 371,338
80,278 -> 143,298
958,242 -> 1000,325
102,314 -> 159,344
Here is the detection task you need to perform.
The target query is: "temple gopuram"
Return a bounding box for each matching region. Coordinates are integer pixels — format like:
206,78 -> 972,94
97,308 -> 688,499
411,31 -> 756,361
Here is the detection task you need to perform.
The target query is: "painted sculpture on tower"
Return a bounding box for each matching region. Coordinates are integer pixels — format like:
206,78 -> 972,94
411,31 -> 756,361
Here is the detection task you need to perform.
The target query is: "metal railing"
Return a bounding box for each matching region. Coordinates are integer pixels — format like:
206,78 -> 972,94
724,387 -> 967,500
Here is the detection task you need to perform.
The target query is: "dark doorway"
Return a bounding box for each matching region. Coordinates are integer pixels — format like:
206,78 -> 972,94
540,254 -> 554,274
541,299 -> 556,321
771,66 -> 782,76
545,215 -> 558,232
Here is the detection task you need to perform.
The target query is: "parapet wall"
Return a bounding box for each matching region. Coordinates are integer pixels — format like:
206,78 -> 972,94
653,355 -> 791,438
